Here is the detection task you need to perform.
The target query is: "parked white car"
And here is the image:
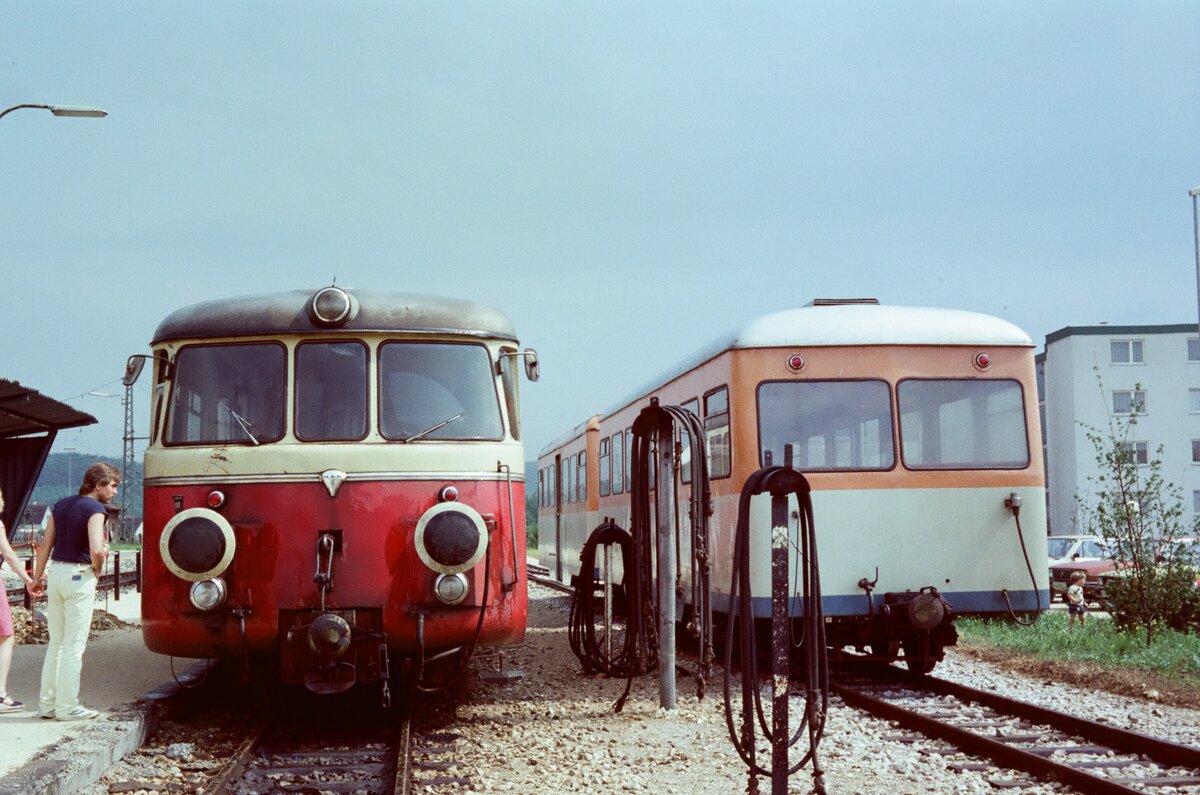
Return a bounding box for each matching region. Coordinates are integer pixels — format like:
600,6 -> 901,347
1047,535 -> 1110,567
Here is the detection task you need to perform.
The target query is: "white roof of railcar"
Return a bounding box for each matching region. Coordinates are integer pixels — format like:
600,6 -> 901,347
587,302 -> 1034,440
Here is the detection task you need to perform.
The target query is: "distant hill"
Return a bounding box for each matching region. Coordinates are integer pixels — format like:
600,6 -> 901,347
31,453 -> 143,516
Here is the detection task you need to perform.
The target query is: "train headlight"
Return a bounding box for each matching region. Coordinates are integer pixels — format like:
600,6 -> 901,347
434,573 -> 470,605
160,507 -> 236,582
189,578 -> 227,611
414,502 -> 488,575
907,592 -> 946,631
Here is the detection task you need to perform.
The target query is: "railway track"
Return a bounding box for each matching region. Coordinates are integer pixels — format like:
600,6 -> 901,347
186,687 -> 474,795
6,566 -> 141,606
527,562 -> 574,594
834,665 -> 1200,793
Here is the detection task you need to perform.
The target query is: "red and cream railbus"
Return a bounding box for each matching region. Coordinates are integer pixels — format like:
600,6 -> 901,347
537,299 -> 1047,671
130,286 -> 537,700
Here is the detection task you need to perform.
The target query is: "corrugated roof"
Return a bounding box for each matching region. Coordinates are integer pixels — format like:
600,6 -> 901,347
0,379 -> 97,438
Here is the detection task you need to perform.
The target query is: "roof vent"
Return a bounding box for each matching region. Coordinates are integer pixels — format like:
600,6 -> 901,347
806,298 -> 880,307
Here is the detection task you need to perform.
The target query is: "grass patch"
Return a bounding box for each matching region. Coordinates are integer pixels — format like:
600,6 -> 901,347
955,611 -> 1200,707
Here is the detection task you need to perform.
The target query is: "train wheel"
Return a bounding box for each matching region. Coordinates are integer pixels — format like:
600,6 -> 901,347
901,638 -> 936,674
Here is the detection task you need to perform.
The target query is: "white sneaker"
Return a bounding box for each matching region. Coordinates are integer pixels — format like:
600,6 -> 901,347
57,705 -> 100,721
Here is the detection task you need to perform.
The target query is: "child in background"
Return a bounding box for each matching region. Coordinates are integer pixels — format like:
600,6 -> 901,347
1066,570 -> 1087,629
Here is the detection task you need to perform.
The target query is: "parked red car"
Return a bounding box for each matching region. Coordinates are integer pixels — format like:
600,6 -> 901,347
1049,558 -> 1121,604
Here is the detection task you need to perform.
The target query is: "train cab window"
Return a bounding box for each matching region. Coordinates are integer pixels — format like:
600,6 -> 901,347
379,343 -> 504,441
498,347 -> 522,441
704,386 -> 731,478
897,379 -> 1029,469
165,343 -> 286,446
679,398 -> 698,483
295,341 -> 368,441
612,432 -> 624,494
599,437 -> 611,497
757,380 -> 894,470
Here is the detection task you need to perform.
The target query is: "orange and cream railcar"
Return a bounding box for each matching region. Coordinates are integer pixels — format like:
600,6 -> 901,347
133,286 -> 537,700
537,300 -> 1048,668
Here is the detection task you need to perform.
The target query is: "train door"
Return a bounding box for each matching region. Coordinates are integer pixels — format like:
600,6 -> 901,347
554,453 -> 563,581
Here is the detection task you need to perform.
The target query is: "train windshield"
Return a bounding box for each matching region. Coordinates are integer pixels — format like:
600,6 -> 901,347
378,342 -> 504,441
165,343 -> 287,445
295,341 -> 368,441
898,379 -> 1029,469
757,380 -> 894,470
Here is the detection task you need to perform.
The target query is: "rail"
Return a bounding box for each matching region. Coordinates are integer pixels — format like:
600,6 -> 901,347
6,561 -> 142,607
834,664 -> 1200,793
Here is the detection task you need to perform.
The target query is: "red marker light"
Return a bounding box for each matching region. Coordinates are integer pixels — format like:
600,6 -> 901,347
207,490 -> 226,509
786,354 -> 805,372
974,352 -> 990,369
439,485 -> 459,502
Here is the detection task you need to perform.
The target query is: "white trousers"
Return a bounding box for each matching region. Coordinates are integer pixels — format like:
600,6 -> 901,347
39,564 -> 96,717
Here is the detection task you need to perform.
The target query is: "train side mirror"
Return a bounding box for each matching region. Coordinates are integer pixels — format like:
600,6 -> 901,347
122,355 -> 147,387
523,348 -> 540,382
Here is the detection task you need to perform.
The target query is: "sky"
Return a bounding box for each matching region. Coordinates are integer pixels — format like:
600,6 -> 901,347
3,3 -> 1199,463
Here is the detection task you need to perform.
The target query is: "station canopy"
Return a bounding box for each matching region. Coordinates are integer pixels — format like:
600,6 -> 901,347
0,379 -> 96,537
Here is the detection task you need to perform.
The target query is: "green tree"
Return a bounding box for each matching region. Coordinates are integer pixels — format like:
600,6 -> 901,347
1077,380 -> 1198,645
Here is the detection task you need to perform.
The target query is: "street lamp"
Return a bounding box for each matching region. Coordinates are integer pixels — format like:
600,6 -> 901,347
64,447 -> 77,493
0,104 -> 108,122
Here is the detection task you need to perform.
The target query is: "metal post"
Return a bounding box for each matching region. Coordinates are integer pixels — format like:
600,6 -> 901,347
24,558 -> 33,610
656,428 -> 677,710
604,543 -> 613,661
136,550 -> 142,593
770,452 -> 793,795
113,550 -> 121,601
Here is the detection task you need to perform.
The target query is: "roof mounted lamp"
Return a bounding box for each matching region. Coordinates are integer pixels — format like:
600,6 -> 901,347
307,285 -> 357,327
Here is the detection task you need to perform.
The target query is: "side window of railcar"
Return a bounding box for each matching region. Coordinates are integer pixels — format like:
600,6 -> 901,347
625,429 -> 633,488
577,451 -> 587,502
897,379 -> 1029,469
295,341 -> 368,441
757,380 -> 894,470
679,398 -> 698,484
378,343 -> 504,441
498,347 -> 522,441
612,432 -> 624,494
165,344 -> 287,445
599,437 -> 611,497
704,386 -> 731,478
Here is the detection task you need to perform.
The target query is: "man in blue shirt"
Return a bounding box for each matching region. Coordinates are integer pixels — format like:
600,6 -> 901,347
33,462 -> 117,721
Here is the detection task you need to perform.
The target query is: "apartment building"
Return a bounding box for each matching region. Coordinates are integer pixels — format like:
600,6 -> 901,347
1038,323 -> 1200,537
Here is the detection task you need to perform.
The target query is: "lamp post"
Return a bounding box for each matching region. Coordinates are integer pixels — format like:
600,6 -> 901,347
0,104 -> 107,122
64,447 -> 77,493
1192,186 -> 1200,330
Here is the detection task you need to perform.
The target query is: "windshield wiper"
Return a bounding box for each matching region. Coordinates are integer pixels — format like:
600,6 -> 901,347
217,400 -> 260,446
404,412 -> 464,443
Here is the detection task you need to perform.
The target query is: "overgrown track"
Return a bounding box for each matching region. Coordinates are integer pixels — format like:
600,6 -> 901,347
6,567 -> 140,605
835,665 -> 1200,793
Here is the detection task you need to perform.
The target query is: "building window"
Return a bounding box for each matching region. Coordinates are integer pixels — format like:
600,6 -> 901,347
1193,490 -> 1200,513
1189,338 -> 1200,362
1121,441 -> 1148,465
599,437 -> 611,497
1112,390 -> 1146,415
1190,389 -> 1200,414
1193,440 -> 1200,464
1110,340 -> 1144,364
